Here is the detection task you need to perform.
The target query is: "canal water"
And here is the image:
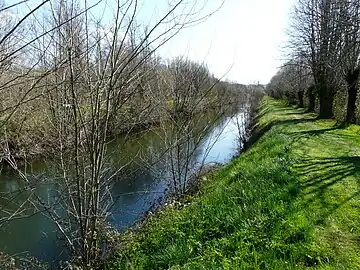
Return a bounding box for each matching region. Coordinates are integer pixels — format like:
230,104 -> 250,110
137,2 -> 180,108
0,110 -> 247,264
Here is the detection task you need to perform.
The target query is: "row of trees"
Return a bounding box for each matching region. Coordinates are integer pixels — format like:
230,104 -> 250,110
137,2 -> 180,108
267,0 -> 360,124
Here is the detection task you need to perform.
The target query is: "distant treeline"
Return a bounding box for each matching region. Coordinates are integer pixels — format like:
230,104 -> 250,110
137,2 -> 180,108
267,0 -> 360,124
0,51 -> 261,159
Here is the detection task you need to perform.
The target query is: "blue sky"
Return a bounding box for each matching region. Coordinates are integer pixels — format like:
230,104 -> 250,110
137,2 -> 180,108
19,0 -> 295,84
87,0 -> 296,84
154,0 -> 296,84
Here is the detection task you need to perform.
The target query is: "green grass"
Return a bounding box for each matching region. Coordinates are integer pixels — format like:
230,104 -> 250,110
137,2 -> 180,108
107,97 -> 360,269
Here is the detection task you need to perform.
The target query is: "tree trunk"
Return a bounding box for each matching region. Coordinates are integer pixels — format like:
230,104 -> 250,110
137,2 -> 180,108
307,85 -> 316,112
297,90 -> 304,108
318,86 -> 334,119
345,69 -> 359,124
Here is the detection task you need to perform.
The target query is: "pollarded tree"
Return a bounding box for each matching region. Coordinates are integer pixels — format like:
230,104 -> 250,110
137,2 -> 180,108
267,58 -> 312,108
290,0 -> 344,118
293,57 -> 313,108
337,0 -> 360,123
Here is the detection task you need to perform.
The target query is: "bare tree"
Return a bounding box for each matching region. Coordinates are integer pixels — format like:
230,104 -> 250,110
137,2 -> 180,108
267,57 -> 313,109
147,57 -> 223,194
337,0 -> 360,123
289,0 -> 345,118
0,0 -> 229,267
22,0 -> 224,268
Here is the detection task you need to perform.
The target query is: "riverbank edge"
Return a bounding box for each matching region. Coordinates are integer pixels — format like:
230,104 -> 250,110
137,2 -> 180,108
102,98 -> 266,267
0,106 -> 248,269
105,96 -> 360,269
0,117 -> 162,167
0,103 -> 237,168
128,106 -> 258,229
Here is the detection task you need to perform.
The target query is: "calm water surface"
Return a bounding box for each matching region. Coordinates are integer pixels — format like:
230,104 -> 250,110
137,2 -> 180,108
0,110 -> 247,264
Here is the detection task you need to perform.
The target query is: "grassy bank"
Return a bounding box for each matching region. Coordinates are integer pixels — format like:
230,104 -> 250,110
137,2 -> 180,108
108,97 -> 360,269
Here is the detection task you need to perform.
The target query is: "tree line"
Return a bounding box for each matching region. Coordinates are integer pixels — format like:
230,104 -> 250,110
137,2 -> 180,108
267,0 -> 360,124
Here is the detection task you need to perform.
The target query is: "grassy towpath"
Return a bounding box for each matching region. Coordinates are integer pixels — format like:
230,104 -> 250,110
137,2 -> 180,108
108,97 -> 360,269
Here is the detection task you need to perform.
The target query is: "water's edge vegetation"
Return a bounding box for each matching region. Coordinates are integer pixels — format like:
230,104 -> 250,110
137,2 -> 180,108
107,97 -> 360,269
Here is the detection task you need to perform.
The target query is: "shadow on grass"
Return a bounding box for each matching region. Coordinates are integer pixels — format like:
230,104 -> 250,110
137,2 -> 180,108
291,127 -> 338,137
256,100 -> 297,119
281,111 -> 307,115
244,101 -> 317,153
244,116 -> 316,152
247,100 -> 360,266
297,156 -> 360,186
294,156 -> 360,225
